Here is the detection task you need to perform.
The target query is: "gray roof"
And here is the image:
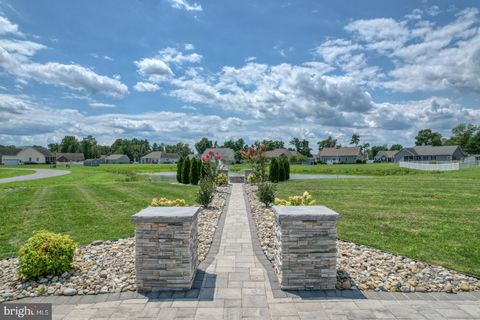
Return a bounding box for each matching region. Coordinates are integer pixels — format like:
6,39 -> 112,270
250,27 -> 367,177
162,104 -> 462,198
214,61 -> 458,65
0,147 -> 22,156
319,147 -> 362,157
141,151 -> 180,159
264,148 -> 299,158
27,147 -> 54,157
375,150 -> 398,158
56,153 -> 85,161
106,154 -> 130,160
401,145 -> 464,156
202,148 -> 235,161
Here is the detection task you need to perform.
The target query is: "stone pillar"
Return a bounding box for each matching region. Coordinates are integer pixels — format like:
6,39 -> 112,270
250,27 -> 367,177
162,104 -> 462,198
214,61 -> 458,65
272,206 -> 339,290
131,206 -> 200,292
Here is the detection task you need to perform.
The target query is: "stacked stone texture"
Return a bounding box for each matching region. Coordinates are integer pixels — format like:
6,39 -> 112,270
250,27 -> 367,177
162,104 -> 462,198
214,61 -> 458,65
132,207 -> 200,292
272,206 -> 339,290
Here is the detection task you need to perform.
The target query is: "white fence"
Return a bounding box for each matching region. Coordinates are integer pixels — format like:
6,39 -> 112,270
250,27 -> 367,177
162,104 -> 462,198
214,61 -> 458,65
399,161 -> 460,171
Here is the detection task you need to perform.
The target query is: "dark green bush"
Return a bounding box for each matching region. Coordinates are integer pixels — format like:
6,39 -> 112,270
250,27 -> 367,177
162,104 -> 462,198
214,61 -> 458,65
176,157 -> 184,183
257,182 -> 277,207
181,157 -> 190,184
285,158 -> 290,180
269,158 -> 279,182
196,178 -> 215,207
190,158 -> 200,185
18,231 -> 77,279
278,157 -> 286,181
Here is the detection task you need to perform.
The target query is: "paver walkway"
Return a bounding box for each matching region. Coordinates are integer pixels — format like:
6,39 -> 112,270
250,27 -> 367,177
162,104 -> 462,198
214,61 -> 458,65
0,168 -> 70,183
5,183 -> 479,319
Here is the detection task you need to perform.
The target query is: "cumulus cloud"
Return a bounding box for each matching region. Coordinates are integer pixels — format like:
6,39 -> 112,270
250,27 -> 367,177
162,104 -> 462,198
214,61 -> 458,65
158,47 -> 202,65
89,102 -> 116,108
134,58 -> 174,82
168,0 -> 203,12
133,82 -> 160,92
0,16 -> 21,35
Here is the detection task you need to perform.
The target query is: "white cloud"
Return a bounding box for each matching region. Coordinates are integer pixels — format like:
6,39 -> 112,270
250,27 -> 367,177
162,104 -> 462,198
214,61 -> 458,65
89,102 -> 116,108
0,39 -> 46,57
168,0 -> 203,12
245,56 -> 257,62
158,47 -> 202,65
184,43 -> 195,50
133,82 -> 160,92
134,57 -> 174,82
0,16 -> 21,35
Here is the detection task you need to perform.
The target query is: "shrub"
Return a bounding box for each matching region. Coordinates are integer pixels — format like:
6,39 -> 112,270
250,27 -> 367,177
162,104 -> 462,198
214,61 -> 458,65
285,159 -> 290,180
181,157 -> 190,184
215,172 -> 228,186
190,158 -> 200,185
278,157 -> 287,182
18,231 -> 77,279
196,178 -> 215,207
247,172 -> 259,184
274,191 -> 316,206
151,198 -> 187,206
269,158 -> 279,182
257,182 -> 277,207
176,157 -> 184,183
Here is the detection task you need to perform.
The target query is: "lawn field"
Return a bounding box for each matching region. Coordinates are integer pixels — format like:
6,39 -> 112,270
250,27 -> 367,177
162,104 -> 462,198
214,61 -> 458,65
0,164 -> 196,259
0,169 -> 35,179
276,167 -> 480,276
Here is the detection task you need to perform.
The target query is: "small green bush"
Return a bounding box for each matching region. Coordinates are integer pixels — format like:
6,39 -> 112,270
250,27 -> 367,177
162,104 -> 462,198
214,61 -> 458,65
176,157 -> 184,183
215,172 -> 228,186
18,231 -> 77,279
247,172 -> 259,184
197,178 -> 215,207
257,182 -> 277,207
269,158 -> 279,182
285,159 -> 290,180
278,157 -> 287,182
181,157 -> 190,184
190,158 -> 200,185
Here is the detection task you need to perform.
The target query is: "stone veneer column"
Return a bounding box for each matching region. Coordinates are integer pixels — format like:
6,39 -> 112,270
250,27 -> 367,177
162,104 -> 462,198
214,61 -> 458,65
131,206 -> 200,292
272,206 -> 339,290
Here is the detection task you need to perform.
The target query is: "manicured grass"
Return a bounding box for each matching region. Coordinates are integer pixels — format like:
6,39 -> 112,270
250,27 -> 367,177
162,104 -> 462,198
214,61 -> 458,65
0,169 -> 35,179
275,167 -> 480,275
230,163 -> 426,176
0,164 -> 197,259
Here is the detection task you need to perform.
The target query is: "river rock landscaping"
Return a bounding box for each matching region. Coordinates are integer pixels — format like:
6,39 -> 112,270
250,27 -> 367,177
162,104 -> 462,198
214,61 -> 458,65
244,184 -> 480,293
0,186 -> 228,302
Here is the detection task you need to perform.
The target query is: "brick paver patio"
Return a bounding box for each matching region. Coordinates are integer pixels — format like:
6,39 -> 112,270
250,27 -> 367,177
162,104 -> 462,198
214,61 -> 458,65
6,183 -> 480,319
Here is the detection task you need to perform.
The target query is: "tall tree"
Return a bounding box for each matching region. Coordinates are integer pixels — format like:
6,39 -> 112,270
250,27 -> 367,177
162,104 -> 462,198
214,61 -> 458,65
390,144 -> 403,151
289,137 -> 312,157
253,140 -> 284,151
415,129 -> 442,146
317,136 -> 337,150
370,145 -> 388,158
445,124 -> 477,150
60,136 -> 81,153
80,135 -> 99,159
350,133 -> 360,146
465,130 -> 480,154
195,138 -> 213,155
48,143 -> 60,153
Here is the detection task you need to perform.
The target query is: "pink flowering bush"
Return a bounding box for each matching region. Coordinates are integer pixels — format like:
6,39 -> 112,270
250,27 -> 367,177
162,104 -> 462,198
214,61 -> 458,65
201,150 -> 222,181
241,144 -> 268,182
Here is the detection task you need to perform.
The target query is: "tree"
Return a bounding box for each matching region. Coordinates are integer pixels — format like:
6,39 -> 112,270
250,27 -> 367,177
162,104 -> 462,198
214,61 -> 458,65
158,143 -> 192,156
223,138 -> 245,163
317,136 -> 337,150
284,158 -> 290,180
181,157 -> 190,184
361,143 -> 370,158
370,145 -> 388,159
60,136 -> 81,153
289,138 -> 312,157
80,135 -> 99,159
195,138 -> 213,155
189,158 -> 200,185
350,133 -> 360,146
176,157 -> 184,183
253,140 -> 284,151
48,143 -> 60,153
415,129 -> 442,146
465,130 -> 480,154
152,143 -> 159,151
390,144 -> 403,151
444,123 -> 478,152
278,158 -> 286,182
269,158 -> 279,183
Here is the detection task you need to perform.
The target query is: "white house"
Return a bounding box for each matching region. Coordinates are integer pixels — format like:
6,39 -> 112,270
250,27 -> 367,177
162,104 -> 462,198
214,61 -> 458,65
0,147 -> 55,165
140,152 -> 180,164
318,147 -> 365,164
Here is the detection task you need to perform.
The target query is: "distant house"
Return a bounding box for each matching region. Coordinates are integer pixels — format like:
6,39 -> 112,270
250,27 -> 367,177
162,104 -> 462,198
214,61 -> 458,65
84,159 -> 101,167
140,152 -> 180,164
318,147 -> 365,164
264,148 -> 299,159
202,148 -> 236,164
0,147 -> 55,165
0,148 -> 23,165
56,153 -> 85,163
102,154 -> 131,164
374,150 -> 399,163
394,145 -> 466,163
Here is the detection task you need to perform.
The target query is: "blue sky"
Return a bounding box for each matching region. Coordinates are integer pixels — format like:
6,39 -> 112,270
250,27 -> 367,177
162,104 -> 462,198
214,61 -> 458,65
1,0 -> 479,149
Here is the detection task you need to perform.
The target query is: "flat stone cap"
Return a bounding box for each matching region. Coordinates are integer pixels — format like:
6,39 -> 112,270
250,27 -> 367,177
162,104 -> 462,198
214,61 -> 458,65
132,206 -> 201,223
272,205 -> 340,222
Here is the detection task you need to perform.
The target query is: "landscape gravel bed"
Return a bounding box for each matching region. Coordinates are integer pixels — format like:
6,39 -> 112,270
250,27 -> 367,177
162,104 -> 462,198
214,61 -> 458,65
0,186 -> 228,302
244,184 -> 480,293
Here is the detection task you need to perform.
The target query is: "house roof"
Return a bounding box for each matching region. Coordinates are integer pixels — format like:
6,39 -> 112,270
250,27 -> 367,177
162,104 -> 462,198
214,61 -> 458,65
375,150 -> 399,158
319,147 -> 362,157
56,153 -> 85,161
141,151 -> 180,159
202,148 -> 235,161
264,148 -> 299,158
0,147 -> 22,156
401,145 -> 464,156
30,147 -> 54,157
106,154 -> 130,160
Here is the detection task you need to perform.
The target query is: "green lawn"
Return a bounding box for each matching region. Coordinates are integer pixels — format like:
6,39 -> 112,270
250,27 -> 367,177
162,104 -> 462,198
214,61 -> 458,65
0,169 -> 35,179
275,167 -> 480,276
0,164 -> 197,259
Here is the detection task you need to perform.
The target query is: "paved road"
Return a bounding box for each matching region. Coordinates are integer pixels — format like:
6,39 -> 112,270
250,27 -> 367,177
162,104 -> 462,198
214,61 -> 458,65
4,183 -> 479,319
0,168 -> 70,184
